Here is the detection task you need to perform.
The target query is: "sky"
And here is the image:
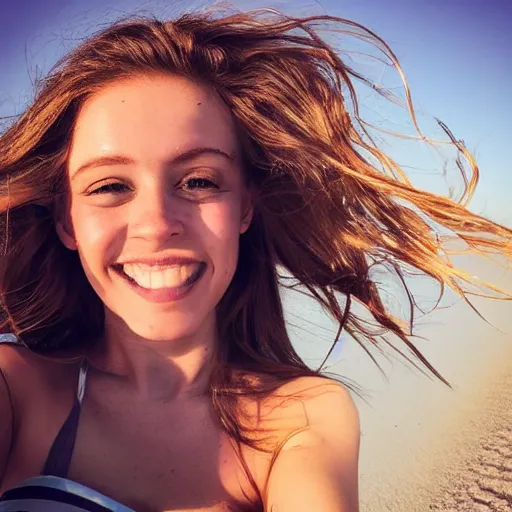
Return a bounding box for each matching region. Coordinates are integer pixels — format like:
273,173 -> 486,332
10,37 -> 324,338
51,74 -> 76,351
1,0 -> 511,228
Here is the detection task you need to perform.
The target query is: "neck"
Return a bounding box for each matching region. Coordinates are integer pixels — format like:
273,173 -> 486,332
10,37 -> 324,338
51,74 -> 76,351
86,313 -> 217,401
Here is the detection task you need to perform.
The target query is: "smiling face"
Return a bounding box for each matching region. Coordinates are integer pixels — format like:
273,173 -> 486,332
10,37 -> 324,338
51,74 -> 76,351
59,74 -> 252,344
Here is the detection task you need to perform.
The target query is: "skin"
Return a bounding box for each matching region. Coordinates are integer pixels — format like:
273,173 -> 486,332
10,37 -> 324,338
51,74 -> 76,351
0,74 -> 360,511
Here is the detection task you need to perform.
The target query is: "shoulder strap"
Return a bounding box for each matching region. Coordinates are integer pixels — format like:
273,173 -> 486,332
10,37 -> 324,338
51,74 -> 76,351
42,358 -> 89,478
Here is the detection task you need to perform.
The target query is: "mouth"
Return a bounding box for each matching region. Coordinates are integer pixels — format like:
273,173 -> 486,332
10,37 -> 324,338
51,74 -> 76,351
111,261 -> 207,302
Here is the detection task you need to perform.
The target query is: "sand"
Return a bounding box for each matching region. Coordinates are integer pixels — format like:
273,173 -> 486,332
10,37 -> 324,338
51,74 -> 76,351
427,371 -> 512,512
352,350 -> 512,512
349,291 -> 512,512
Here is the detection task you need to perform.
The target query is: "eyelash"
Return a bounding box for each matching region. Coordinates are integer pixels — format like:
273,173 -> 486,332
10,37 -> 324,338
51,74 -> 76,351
88,176 -> 219,195
89,182 -> 128,195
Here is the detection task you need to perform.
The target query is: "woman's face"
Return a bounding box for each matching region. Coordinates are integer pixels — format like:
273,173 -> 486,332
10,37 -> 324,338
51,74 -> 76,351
59,74 -> 252,343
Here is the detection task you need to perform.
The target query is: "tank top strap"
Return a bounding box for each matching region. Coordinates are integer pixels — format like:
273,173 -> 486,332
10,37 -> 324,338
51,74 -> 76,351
77,357 -> 88,404
42,357 -> 89,478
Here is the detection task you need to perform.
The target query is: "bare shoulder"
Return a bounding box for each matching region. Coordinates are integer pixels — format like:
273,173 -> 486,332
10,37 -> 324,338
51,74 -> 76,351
0,342 -> 39,393
0,342 -> 80,413
272,375 -> 356,405
0,342 -> 35,482
263,375 -> 359,429
241,374 -> 360,454
0,342 -> 80,482
0,342 -> 55,384
259,377 -> 361,511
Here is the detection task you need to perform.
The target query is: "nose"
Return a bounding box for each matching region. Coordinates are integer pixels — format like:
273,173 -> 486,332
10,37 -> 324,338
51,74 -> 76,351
129,188 -> 185,243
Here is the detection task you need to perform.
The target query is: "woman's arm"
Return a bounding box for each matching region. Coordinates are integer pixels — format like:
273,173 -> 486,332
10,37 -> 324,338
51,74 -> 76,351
264,380 -> 360,512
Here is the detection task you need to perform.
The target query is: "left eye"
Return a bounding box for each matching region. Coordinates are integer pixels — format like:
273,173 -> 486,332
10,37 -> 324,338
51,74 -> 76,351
182,177 -> 218,190
89,182 -> 129,195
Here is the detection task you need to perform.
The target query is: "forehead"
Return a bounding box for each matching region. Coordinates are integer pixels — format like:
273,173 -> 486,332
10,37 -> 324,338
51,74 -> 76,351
68,74 -> 239,169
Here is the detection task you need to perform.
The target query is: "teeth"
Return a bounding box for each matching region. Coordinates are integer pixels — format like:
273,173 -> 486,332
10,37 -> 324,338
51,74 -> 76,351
121,263 -> 200,290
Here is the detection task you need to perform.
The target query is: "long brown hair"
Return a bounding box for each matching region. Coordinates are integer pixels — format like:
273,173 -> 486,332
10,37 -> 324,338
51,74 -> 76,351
1,8 -> 511,447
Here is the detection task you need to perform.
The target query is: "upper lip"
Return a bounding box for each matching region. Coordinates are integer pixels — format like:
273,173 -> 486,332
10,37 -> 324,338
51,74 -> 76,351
115,256 -> 204,267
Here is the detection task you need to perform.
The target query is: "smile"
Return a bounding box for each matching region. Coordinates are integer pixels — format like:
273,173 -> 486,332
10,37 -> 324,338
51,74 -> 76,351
122,262 -> 203,289
111,261 -> 207,303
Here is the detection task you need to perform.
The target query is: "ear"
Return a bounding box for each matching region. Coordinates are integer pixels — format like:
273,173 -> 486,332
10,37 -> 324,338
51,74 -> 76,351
56,218 -> 77,251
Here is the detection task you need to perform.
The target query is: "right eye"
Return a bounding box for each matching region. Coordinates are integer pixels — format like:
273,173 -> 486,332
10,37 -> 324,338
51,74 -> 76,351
88,182 -> 129,195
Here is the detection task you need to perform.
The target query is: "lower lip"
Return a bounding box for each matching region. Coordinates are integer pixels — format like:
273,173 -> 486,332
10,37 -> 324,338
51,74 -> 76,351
112,263 -> 207,304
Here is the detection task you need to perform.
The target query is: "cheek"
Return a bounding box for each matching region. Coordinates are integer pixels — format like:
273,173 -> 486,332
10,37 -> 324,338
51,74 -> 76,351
199,201 -> 242,269
71,205 -> 120,262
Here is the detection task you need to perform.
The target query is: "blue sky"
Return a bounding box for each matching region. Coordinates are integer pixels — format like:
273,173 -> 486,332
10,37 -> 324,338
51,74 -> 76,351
1,0 -> 511,225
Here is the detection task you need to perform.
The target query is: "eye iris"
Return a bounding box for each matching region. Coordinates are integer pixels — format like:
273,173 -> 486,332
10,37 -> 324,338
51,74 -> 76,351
188,178 -> 212,189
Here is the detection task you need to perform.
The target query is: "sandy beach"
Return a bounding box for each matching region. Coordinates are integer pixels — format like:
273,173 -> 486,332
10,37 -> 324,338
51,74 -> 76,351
427,370 -> 512,512
353,333 -> 512,512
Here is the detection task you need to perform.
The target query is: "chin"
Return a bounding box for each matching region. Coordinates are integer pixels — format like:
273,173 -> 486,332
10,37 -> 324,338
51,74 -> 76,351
127,323 -> 196,344
102,287 -> 219,345
115,309 -> 214,345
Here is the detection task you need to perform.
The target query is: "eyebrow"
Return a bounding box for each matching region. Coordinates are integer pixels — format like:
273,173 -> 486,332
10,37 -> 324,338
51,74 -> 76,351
71,147 -> 236,179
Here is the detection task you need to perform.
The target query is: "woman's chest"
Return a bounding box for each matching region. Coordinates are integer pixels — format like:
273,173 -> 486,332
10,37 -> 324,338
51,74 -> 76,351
68,392 -> 265,511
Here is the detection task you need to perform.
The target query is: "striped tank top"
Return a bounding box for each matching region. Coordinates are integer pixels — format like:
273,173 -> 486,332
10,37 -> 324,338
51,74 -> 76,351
0,334 -> 135,511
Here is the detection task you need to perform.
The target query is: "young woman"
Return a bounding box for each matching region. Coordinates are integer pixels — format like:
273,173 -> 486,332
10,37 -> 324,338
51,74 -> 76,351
0,8 -> 510,512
